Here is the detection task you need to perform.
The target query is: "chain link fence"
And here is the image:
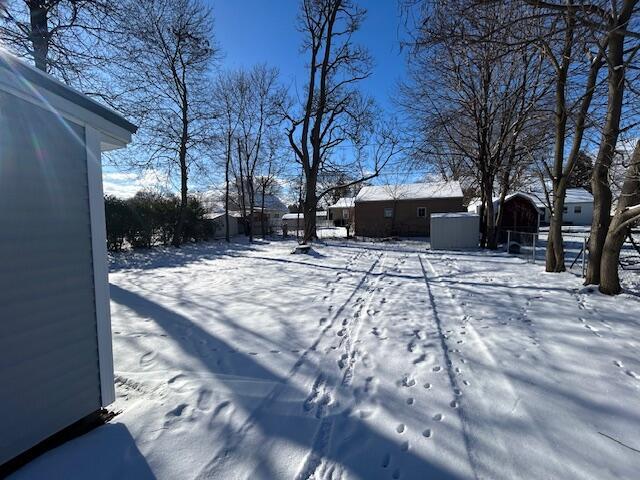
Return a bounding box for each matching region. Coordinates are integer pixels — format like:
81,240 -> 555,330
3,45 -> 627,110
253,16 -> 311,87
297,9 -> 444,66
505,228 -> 589,276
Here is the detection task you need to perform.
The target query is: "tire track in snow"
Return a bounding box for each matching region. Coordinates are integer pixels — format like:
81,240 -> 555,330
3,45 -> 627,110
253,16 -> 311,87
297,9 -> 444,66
195,251 -> 384,480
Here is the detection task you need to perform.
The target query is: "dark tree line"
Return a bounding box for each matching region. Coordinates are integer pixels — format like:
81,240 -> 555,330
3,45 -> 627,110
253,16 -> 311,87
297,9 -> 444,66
104,192 -> 211,252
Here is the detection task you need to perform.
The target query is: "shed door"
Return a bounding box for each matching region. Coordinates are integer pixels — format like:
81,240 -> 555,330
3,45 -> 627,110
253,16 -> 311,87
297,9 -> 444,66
0,91 -> 101,465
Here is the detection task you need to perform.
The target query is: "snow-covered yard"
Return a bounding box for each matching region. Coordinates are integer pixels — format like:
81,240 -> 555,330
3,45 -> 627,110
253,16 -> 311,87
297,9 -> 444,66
12,239 -> 640,479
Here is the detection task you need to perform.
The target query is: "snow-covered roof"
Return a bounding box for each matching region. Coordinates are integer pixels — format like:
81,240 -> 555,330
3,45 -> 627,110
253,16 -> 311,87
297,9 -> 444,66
355,181 -> 463,202
467,188 -> 593,212
523,188 -> 593,208
431,212 -> 479,219
328,197 -> 355,209
204,212 -> 227,220
282,211 -> 328,220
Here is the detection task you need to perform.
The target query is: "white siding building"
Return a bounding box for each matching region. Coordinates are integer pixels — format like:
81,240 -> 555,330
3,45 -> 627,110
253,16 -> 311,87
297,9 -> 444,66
0,53 -> 136,469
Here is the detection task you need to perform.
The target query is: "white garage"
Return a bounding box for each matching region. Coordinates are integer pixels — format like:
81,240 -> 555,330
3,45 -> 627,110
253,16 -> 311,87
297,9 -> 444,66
430,212 -> 479,250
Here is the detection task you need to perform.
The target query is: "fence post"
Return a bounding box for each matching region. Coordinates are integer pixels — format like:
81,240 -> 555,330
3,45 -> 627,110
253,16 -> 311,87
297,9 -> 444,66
532,234 -> 536,264
507,230 -> 511,253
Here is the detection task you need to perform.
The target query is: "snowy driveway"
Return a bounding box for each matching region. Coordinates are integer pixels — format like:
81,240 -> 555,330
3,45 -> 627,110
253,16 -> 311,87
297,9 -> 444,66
12,240 -> 640,479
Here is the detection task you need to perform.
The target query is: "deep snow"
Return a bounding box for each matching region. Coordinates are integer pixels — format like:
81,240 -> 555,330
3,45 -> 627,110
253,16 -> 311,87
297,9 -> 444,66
11,239 -> 640,479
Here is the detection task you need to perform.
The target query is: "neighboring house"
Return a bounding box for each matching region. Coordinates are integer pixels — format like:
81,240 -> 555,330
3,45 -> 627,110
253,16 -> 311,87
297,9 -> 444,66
282,211 -> 330,230
469,188 -> 594,227
204,212 -> 239,239
0,52 -> 136,469
354,181 -> 465,237
251,194 -> 289,229
539,188 -> 594,226
468,192 -> 542,234
202,192 -> 288,235
328,197 -> 355,227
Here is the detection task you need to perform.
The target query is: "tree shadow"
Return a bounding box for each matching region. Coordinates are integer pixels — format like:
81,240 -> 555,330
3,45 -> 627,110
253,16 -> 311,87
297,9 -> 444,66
109,284 -> 465,479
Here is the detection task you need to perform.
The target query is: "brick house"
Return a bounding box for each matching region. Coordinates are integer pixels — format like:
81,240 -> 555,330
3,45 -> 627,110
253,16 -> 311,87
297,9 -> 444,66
354,182 -> 465,237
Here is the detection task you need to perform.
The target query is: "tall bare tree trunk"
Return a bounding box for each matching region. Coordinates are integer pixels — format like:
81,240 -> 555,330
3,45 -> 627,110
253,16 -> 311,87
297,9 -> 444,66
172,106 -> 189,247
260,188 -> 266,239
586,32 -> 626,285
28,1 -> 49,72
303,173 -> 318,244
236,138 -> 248,236
546,189 -> 567,271
224,132 -> 231,242
600,141 -> 640,294
483,174 -> 498,250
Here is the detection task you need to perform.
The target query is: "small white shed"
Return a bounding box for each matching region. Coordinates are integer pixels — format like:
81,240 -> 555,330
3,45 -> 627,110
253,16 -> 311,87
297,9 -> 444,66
430,212 -> 480,250
204,212 -> 239,239
0,53 -> 136,469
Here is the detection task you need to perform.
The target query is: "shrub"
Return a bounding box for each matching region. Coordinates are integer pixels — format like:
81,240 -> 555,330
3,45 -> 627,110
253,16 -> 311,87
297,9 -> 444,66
105,195 -> 132,252
105,191 -> 212,251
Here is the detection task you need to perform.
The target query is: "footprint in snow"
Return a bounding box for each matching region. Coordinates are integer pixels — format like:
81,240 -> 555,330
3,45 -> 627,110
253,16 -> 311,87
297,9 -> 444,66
627,370 -> 640,380
396,424 -> 406,434
392,468 -> 401,479
400,441 -> 410,452
422,429 -> 432,438
433,413 -> 444,422
432,366 -> 441,372
613,360 -> 623,368
413,354 -> 427,365
197,389 -> 213,411
401,376 -> 416,387
407,397 -> 415,405
423,382 -> 432,390
381,453 -> 391,468
140,350 -> 157,367
450,400 -> 459,409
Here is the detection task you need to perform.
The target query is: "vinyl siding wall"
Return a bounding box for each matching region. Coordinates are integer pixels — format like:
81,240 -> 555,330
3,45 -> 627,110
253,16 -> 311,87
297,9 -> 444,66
0,92 -> 101,465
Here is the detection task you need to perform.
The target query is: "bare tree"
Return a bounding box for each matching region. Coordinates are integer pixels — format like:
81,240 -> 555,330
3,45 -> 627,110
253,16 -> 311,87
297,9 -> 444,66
285,0 -> 393,244
211,69 -> 245,242
400,0 -> 552,249
526,0 -> 640,289
113,0 -> 217,247
600,140 -> 640,293
0,0 -> 117,85
256,137 -> 286,238
237,65 -> 284,242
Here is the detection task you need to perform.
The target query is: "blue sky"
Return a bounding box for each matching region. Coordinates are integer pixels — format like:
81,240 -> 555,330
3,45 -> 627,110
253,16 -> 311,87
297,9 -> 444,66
211,0 -> 407,113
104,1 -> 408,198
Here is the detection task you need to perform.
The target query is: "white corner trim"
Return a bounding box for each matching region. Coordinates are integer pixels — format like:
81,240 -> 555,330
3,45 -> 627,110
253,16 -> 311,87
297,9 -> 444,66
86,125 -> 116,407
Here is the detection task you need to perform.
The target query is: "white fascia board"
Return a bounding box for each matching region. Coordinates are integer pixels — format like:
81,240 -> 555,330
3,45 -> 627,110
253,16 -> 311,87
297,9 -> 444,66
86,125 -> 116,406
0,69 -> 133,147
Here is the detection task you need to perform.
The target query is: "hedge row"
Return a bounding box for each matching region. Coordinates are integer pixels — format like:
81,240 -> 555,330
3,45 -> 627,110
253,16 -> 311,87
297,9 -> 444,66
105,192 -> 215,252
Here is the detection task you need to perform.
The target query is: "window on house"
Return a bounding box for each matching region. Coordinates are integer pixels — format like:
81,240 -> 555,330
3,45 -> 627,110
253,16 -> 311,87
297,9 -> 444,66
574,206 -> 582,214
343,210 -> 350,219
563,206 -> 568,214
384,207 -> 393,218
417,207 -> 426,218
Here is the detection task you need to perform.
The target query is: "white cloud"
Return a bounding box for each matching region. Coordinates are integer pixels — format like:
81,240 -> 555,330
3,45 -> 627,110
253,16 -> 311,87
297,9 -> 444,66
102,169 -> 172,198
